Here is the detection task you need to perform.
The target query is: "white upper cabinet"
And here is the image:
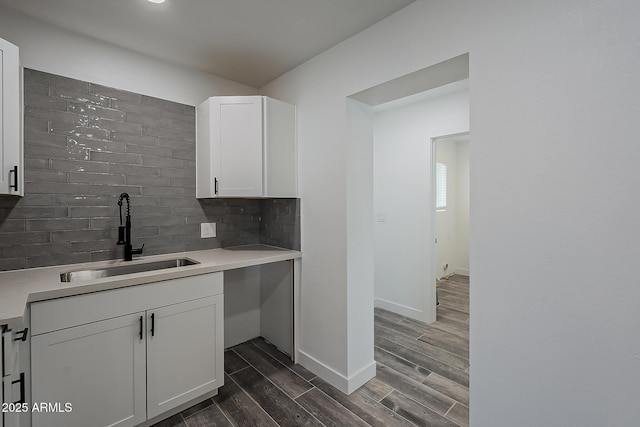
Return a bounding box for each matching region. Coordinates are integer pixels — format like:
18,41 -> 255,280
196,96 -> 297,198
0,38 -> 22,197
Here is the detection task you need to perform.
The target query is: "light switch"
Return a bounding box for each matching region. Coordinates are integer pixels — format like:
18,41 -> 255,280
201,222 -> 216,238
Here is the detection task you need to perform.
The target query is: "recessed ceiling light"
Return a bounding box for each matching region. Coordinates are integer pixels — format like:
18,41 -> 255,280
148,0 -> 165,3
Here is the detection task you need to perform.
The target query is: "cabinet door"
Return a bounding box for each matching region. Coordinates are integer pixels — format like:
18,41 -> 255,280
0,38 -> 22,196
212,96 -> 263,197
146,295 -> 224,419
31,313 -> 146,427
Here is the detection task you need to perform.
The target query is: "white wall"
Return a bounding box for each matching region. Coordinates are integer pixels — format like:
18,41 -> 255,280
262,0 -> 640,424
455,139 -> 469,276
0,7 -> 257,106
373,88 -> 469,322
435,138 -> 459,279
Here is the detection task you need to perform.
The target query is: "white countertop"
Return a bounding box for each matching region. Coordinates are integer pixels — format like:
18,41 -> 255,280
0,244 -> 301,327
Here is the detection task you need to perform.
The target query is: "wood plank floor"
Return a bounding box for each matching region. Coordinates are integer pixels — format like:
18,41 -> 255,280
153,275 -> 470,427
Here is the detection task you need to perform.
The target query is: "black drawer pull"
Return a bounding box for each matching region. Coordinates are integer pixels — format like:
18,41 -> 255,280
151,313 -> 155,337
14,328 -> 28,342
12,372 -> 25,404
10,166 -> 18,192
139,316 -> 143,340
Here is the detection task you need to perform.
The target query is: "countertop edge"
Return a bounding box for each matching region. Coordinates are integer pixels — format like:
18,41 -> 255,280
0,245 -> 301,327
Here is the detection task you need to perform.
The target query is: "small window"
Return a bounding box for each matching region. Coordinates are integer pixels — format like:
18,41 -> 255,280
436,162 -> 447,211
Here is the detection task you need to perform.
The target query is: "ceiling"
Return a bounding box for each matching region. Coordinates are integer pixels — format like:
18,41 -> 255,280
0,0 -> 415,88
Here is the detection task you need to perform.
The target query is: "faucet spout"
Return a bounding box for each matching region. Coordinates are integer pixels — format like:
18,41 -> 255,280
117,193 -> 144,261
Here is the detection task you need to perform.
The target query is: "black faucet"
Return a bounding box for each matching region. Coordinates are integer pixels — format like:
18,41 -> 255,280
117,193 -> 144,261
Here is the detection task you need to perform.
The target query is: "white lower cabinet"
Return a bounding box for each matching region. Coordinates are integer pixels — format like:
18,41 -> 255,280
2,323 -> 29,427
146,296 -> 223,419
30,272 -> 224,427
31,314 -> 146,427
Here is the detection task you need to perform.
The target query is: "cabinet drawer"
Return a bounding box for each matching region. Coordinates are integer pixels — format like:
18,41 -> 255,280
31,272 -> 223,336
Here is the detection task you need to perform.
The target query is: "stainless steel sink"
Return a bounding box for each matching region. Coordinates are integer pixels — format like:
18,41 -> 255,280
60,258 -> 200,282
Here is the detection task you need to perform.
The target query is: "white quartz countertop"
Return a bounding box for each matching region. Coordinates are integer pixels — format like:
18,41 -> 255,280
0,244 -> 301,327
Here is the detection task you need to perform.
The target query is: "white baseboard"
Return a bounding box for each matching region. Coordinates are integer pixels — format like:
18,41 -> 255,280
455,268 -> 470,276
374,298 -> 423,322
297,350 -> 376,394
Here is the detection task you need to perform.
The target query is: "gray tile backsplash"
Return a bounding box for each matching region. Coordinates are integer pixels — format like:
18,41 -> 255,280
0,69 -> 299,271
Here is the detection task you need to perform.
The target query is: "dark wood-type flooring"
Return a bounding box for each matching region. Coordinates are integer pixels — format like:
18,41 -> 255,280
153,275 -> 470,427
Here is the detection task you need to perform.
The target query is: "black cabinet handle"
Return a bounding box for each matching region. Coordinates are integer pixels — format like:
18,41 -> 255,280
214,177 -> 218,195
14,328 -> 28,342
139,316 -> 143,340
150,313 -> 155,337
12,372 -> 25,404
10,166 -> 18,192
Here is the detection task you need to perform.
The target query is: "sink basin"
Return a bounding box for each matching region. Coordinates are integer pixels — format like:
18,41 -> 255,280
60,258 -> 200,282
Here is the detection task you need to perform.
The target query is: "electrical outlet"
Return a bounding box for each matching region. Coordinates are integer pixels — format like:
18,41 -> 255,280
200,222 -> 216,238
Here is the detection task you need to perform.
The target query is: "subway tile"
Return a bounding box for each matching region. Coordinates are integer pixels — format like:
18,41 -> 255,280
124,143 -> 172,158
158,167 -> 187,178
25,170 -> 67,183
126,112 -> 172,129
50,86 -> 110,107
170,177 -> 195,188
68,172 -> 125,185
111,132 -> 159,147
170,119 -> 195,132
143,126 -> 195,142
90,151 -> 142,164
6,207 -> 68,219
50,159 -> 111,174
88,217 -> 120,230
25,144 -> 90,161
25,158 -> 51,170
25,69 -> 89,92
2,242 -> 70,258
0,219 -> 26,233
24,117 -> 50,133
0,258 -> 27,271
171,149 -> 195,161
110,163 -> 159,177
19,194 -> 53,206
27,253 -> 91,268
24,80 -> 50,96
140,95 -> 184,114
89,83 -> 142,104
25,181 -> 90,195
68,206 -> 116,218
0,70 -> 299,270
90,250 -> 119,262
124,175 -> 171,187
158,137 -> 194,150
25,92 -> 68,112
88,184 -> 142,196
51,229 -> 112,242
70,239 -> 115,253
129,205 -> 172,217
0,232 -> 50,246
27,218 -> 90,231
50,122 -> 110,141
142,186 -> 185,197
142,155 -> 184,169
185,239 -> 222,252
162,224 -> 200,236
111,99 -> 161,116
68,102 -> 126,121
51,194 -> 115,206
68,136 -> 126,153
24,130 -> 68,147
137,216 -> 185,226
25,106 -> 82,124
